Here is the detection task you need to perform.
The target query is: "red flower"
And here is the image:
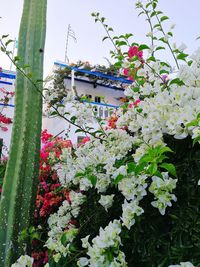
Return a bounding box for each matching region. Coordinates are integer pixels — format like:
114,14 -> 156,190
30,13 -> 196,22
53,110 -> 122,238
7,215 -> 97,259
0,115 -> 12,124
134,99 -> 141,106
128,46 -> 143,59
123,68 -> 134,81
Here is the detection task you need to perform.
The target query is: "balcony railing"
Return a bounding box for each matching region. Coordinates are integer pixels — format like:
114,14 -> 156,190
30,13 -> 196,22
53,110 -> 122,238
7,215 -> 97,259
82,101 -> 118,119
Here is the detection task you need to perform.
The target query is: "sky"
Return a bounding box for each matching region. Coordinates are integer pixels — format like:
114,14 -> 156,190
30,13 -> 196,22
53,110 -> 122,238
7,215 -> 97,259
0,0 -> 200,76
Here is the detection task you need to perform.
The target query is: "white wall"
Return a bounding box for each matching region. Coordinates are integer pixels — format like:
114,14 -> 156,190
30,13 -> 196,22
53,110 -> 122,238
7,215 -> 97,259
64,78 -> 124,106
0,73 -> 15,157
1,69 -> 125,156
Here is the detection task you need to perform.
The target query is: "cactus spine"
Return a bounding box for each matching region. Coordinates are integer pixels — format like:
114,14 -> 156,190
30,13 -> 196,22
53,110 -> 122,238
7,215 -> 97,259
0,1 -> 47,266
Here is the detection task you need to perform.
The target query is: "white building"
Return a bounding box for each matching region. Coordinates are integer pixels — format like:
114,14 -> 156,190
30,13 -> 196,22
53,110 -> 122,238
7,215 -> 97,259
0,62 -> 131,156
0,69 -> 15,156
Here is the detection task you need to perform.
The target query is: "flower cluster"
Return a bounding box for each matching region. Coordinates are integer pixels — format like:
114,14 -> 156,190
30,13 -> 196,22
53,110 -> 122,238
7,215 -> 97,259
77,220 -> 127,267
45,15 -> 200,266
149,173 -> 177,215
45,191 -> 86,262
11,255 -> 34,267
31,130 -> 73,267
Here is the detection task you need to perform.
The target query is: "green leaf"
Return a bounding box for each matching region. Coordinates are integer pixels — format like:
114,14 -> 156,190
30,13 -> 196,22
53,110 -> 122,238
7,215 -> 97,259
155,46 -> 165,51
114,61 -> 122,68
160,163 -> 177,177
61,229 -> 78,246
70,116 -> 77,123
5,39 -> 13,47
138,44 -> 150,51
134,162 -> 146,176
177,52 -> 188,61
159,37 -> 168,44
115,40 -> 127,46
146,2 -> 152,8
152,2 -> 157,9
2,34 -> 9,39
159,146 -> 173,154
160,16 -> 169,22
14,56 -> 20,62
125,33 -> 133,39
153,23 -> 161,29
148,56 -> 156,62
75,172 -> 84,178
50,111 -> 58,116
75,129 -> 84,133
186,119 -> 198,128
169,78 -> 185,86
167,31 -> 173,37
150,11 -> 157,17
127,162 -> 136,173
133,87 -> 140,92
138,11 -> 144,17
148,163 -> 158,175
87,174 -> 97,186
113,174 -> 124,185
102,36 -> 109,42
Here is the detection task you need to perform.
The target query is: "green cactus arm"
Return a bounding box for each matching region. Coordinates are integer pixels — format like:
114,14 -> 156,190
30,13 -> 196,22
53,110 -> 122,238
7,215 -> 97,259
0,1 -> 47,266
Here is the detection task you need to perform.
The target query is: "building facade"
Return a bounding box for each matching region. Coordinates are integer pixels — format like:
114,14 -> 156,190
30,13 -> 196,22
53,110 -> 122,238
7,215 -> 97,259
0,62 -> 131,156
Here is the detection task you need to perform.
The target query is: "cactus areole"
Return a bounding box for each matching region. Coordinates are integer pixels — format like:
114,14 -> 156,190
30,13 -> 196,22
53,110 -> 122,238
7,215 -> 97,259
0,1 -> 47,266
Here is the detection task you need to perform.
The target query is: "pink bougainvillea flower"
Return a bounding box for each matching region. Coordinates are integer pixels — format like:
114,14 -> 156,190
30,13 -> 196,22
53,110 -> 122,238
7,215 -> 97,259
128,46 -> 143,59
129,99 -> 140,108
134,99 -> 141,106
41,129 -> 53,143
128,75 -> 134,81
0,115 -> 12,124
129,103 -> 134,108
123,68 -> 134,81
123,68 -> 129,76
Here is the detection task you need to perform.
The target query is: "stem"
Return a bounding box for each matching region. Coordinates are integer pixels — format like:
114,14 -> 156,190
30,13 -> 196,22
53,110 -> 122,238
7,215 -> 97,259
155,13 -> 179,69
141,7 -> 155,57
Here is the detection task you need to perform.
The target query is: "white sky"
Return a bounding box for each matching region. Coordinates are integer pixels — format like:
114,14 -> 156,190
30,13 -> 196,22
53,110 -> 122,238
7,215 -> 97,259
0,0 -> 200,76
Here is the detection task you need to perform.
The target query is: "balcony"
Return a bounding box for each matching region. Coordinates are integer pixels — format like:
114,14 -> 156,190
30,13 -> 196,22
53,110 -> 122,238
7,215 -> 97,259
81,100 -> 118,119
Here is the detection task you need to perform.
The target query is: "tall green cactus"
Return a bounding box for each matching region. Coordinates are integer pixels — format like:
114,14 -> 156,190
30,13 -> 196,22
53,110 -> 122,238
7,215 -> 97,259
0,1 -> 47,266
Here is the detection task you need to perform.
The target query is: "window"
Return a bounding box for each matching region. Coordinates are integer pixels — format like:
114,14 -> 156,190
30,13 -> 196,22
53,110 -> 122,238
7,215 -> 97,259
95,96 -> 101,103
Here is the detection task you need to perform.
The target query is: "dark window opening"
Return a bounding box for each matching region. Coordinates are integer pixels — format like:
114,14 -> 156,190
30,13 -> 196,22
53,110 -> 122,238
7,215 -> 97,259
95,96 -> 101,103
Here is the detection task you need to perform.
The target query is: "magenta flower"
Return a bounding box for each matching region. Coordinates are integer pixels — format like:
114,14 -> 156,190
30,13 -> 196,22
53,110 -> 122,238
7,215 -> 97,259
128,46 -> 143,59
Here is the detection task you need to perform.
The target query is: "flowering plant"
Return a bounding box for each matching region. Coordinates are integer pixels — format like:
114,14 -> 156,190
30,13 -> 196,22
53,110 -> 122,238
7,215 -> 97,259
42,1 -> 200,266
10,0 -> 200,266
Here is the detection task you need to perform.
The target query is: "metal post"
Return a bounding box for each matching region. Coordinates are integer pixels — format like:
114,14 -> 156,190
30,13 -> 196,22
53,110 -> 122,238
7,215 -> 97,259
64,25 -> 70,63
